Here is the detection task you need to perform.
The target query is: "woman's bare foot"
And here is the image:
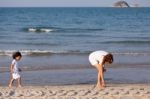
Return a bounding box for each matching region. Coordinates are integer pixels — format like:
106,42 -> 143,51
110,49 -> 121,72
102,83 -> 106,87
96,84 -> 105,90
103,67 -> 106,72
18,85 -> 22,88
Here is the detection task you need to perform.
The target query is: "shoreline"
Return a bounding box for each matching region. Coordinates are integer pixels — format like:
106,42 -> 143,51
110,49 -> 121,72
1,68 -> 150,86
0,84 -> 150,98
0,53 -> 150,71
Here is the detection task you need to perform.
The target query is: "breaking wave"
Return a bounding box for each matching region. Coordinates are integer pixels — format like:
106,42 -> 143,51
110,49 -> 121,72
0,50 -> 150,56
24,27 -> 104,33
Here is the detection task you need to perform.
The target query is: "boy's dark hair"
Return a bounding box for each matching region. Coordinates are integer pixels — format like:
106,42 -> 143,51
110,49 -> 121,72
12,51 -> 22,59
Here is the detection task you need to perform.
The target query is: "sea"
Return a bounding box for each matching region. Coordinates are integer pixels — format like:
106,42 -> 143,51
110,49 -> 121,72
0,7 -> 150,85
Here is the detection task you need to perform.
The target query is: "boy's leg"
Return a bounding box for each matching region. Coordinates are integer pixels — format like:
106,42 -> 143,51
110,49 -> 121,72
9,78 -> 14,87
17,77 -> 22,87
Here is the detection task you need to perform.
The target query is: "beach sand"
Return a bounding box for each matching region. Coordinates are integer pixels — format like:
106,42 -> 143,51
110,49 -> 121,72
0,84 -> 150,99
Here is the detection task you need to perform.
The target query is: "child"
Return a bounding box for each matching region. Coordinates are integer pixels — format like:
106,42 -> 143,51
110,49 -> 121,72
8,51 -> 22,88
89,50 -> 113,89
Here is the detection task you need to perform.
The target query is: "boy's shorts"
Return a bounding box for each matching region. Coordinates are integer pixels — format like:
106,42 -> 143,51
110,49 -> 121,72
12,73 -> 20,79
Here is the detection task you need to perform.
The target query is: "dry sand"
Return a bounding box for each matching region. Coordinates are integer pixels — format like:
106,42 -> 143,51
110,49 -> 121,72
0,84 -> 150,99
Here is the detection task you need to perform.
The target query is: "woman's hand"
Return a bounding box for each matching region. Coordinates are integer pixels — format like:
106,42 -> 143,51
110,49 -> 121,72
103,67 -> 106,72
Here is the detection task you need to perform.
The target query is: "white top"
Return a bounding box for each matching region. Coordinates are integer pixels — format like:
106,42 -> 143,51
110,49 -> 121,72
12,59 -> 19,73
89,50 -> 109,66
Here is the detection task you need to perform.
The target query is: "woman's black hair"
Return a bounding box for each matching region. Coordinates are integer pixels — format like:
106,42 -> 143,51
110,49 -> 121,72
12,51 -> 22,59
105,53 -> 113,64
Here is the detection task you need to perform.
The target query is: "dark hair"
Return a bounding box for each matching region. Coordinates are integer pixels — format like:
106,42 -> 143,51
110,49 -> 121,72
104,53 -> 113,64
12,51 -> 22,59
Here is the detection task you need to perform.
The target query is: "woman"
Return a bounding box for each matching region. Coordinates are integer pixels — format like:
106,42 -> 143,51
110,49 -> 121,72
89,50 -> 113,89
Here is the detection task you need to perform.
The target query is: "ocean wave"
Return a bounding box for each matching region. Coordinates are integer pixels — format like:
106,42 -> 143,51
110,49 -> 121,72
25,27 -> 104,33
0,50 -> 150,56
113,52 -> 150,56
103,40 -> 150,44
0,50 -> 82,56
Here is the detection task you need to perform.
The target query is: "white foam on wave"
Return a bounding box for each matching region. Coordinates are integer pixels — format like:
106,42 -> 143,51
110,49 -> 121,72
0,50 -> 14,56
28,28 -> 54,32
40,28 -> 53,32
0,50 -> 150,56
0,50 -> 68,56
113,52 -> 150,56
28,28 -> 37,32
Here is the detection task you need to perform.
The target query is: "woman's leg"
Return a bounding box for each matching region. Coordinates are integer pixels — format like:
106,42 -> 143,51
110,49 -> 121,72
96,71 -> 101,87
95,64 -> 105,89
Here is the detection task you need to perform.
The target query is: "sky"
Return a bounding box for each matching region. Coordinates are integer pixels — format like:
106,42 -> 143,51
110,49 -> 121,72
0,0 -> 150,7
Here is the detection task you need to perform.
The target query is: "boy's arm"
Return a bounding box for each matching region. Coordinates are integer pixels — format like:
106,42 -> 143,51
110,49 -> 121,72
10,64 -> 14,73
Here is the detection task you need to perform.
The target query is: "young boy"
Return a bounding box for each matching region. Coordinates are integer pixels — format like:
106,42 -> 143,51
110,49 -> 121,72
9,51 -> 22,88
89,50 -> 113,89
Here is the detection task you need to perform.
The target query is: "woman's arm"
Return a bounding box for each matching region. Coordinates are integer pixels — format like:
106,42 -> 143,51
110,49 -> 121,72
101,56 -> 107,72
95,64 -> 105,83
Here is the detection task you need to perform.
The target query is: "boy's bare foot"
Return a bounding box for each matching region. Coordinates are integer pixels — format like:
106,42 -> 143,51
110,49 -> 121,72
18,85 -> 22,88
8,85 -> 12,88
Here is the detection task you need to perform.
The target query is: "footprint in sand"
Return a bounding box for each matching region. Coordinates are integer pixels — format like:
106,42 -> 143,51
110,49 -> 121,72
84,90 -> 91,95
110,91 -> 120,95
66,90 -> 77,96
25,90 -> 34,97
0,92 -> 2,96
77,90 -> 86,96
9,90 -> 15,96
130,90 -> 140,95
78,90 -> 91,96
109,88 -> 115,91
129,88 -> 135,91
120,90 -> 130,95
13,91 -> 24,97
90,91 -> 100,96
97,90 -> 109,95
143,91 -> 150,94
35,91 -> 45,96
57,90 -> 67,96
47,90 -> 57,96
119,88 -> 124,91
89,97 -> 99,99
139,88 -> 145,91
1,91 -> 10,97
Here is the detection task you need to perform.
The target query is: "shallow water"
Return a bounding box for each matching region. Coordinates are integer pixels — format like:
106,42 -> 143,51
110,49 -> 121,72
1,68 -> 150,86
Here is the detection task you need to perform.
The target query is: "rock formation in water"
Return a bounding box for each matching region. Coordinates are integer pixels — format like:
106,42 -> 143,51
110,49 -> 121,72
114,1 -> 130,7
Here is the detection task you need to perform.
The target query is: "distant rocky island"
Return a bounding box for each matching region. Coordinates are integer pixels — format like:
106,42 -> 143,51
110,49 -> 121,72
114,1 -> 130,7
